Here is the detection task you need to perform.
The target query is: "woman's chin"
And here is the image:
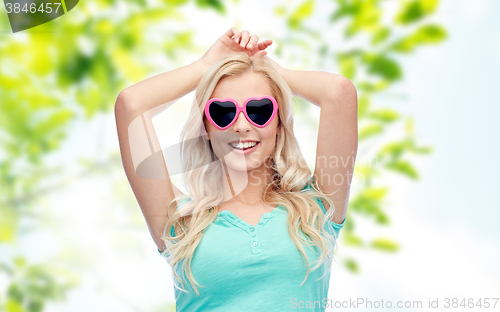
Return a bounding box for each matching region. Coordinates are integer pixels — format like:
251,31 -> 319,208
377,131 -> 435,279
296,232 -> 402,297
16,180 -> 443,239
224,163 -> 258,173
222,158 -> 263,173
218,151 -> 269,174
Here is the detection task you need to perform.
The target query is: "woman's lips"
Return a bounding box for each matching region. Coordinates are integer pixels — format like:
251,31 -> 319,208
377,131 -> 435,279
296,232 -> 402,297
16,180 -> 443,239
228,142 -> 260,155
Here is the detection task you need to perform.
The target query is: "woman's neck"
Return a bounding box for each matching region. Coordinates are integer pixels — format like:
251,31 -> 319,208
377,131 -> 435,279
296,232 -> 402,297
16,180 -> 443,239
220,163 -> 273,206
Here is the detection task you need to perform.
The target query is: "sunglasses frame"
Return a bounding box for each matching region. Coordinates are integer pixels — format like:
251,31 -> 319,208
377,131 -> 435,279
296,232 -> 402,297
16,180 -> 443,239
204,95 -> 279,130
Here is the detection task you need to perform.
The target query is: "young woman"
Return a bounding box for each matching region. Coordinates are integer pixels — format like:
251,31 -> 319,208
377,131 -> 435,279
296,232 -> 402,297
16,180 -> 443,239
115,27 -> 358,311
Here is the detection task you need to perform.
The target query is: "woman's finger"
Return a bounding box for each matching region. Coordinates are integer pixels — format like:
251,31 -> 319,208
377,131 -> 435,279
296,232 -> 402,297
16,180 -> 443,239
239,30 -> 250,48
230,27 -> 240,44
246,34 -> 259,50
257,39 -> 272,51
225,27 -> 239,43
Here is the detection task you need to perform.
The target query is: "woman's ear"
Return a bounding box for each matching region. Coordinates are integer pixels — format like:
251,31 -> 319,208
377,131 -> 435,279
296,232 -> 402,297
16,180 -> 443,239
201,121 -> 211,141
202,132 -> 210,141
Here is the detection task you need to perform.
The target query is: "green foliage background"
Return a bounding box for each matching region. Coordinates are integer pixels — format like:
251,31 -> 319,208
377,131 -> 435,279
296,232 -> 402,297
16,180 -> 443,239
0,0 -> 445,310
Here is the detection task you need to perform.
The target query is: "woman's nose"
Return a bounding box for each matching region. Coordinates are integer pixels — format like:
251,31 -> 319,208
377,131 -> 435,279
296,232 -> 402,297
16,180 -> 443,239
232,112 -> 251,132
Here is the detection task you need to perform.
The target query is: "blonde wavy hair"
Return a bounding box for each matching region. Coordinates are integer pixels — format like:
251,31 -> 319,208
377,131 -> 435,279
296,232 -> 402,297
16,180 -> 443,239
161,53 -> 338,295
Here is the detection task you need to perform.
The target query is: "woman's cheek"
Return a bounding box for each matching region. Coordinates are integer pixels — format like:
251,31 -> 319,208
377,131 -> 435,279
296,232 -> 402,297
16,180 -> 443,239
209,131 -> 240,159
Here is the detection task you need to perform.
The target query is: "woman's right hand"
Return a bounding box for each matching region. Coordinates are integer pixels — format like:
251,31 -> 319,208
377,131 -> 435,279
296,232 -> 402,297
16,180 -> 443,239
200,27 -> 273,68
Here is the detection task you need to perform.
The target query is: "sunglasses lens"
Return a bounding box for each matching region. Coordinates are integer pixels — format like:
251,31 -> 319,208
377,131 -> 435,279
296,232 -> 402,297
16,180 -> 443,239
246,98 -> 275,126
209,101 -> 237,128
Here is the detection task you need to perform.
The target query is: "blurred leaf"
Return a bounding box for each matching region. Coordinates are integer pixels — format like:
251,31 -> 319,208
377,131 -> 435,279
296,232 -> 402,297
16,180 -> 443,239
338,54 -> 356,80
389,24 -> 447,53
163,31 -> 196,59
407,138 -> 435,155
357,81 -> 376,92
359,124 -> 384,140
342,0 -> 382,38
413,145 -> 434,154
349,187 -> 390,224
374,80 -> 390,91
371,26 -> 390,45
358,94 -> 370,118
27,36 -> 55,76
363,53 -> 402,81
27,300 -> 43,312
0,72 -> 19,89
395,0 -> 439,25
375,210 -> 389,224
76,80 -> 116,119
89,49 -> 118,91
385,159 -> 419,179
35,110 -> 74,137
378,141 -> 408,160
164,0 -> 189,5
0,208 -> 17,242
343,213 -> 354,232
95,19 -> 115,37
195,0 -> 225,14
344,258 -> 359,273
416,23 -> 448,42
363,187 -> 389,200
13,257 -> 27,269
111,47 -> 148,82
1,259 -> 79,312
330,1 -> 357,22
371,237 -> 400,252
367,108 -> 400,122
5,298 -> 24,312
288,0 -> 314,29
356,80 -> 390,92
353,163 -> 379,182
57,52 -> 93,87
343,232 -> 364,246
7,282 -> 24,303
274,6 -> 286,16
406,116 -> 414,134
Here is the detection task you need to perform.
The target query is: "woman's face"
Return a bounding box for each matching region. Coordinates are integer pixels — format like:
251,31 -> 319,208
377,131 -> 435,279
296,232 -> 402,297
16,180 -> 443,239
204,72 -> 280,173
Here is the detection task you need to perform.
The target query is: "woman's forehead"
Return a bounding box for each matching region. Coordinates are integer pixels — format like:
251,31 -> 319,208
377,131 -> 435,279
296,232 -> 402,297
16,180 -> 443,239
211,73 -> 273,101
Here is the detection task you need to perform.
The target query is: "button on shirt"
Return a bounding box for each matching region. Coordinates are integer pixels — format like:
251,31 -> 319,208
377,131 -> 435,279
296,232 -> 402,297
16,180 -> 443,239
158,181 -> 346,311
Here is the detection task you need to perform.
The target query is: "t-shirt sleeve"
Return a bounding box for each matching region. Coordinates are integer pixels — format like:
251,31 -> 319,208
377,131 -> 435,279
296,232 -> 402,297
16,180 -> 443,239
158,197 -> 192,256
302,178 -> 346,240
315,195 -> 345,241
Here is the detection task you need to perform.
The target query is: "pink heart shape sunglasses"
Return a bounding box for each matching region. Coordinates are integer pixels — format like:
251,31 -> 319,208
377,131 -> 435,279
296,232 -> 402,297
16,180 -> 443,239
204,95 -> 278,130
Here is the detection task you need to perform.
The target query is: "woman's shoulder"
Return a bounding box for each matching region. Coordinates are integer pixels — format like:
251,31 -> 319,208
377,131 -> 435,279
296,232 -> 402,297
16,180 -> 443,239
300,176 -> 327,214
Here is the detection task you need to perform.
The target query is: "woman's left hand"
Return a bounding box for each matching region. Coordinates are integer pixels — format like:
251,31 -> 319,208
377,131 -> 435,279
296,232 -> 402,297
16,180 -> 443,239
243,38 -> 273,59
201,28 -> 272,68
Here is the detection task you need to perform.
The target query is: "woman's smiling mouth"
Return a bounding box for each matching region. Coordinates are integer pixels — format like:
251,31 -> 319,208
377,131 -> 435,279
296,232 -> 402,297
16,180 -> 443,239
228,141 -> 260,154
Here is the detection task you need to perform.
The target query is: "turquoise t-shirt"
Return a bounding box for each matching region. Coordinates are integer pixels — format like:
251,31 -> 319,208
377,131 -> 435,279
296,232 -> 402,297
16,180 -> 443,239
158,180 -> 345,311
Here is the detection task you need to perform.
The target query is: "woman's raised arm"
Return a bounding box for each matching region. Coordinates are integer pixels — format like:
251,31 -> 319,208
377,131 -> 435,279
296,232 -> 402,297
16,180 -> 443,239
117,59 -> 207,115
115,58 -> 208,252
263,56 -> 358,225
115,27 -> 272,252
